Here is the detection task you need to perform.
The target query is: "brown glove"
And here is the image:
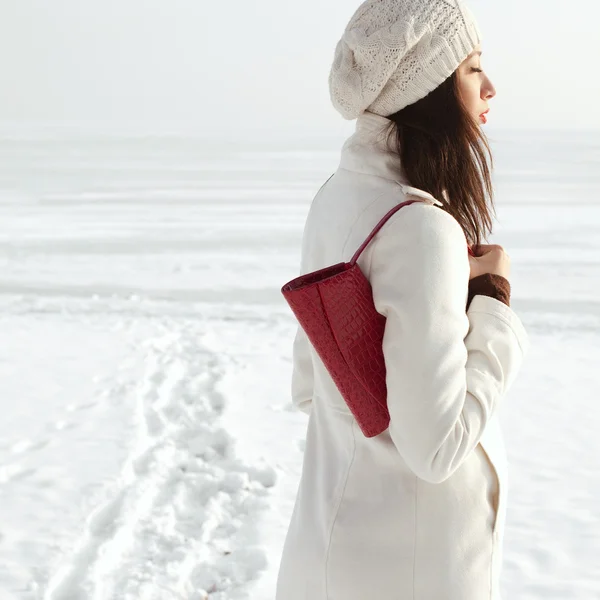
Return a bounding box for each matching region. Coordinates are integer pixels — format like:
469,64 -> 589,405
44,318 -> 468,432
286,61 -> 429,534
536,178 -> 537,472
467,273 -> 511,311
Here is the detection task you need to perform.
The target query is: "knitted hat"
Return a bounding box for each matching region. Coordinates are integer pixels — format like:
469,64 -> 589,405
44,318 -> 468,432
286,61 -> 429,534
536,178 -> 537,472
329,0 -> 482,120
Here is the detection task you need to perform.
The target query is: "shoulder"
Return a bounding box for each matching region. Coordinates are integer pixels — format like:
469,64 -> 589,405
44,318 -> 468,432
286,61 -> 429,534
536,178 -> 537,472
368,201 -> 471,312
379,202 -> 468,251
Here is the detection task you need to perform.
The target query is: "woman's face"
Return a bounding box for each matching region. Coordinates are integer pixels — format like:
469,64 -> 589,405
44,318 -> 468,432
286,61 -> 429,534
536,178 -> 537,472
456,44 -> 496,126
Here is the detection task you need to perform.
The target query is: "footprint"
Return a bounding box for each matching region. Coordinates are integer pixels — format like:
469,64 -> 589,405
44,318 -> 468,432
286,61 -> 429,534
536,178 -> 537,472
207,390 -> 225,414
143,405 -> 165,436
130,444 -> 159,476
87,487 -> 126,536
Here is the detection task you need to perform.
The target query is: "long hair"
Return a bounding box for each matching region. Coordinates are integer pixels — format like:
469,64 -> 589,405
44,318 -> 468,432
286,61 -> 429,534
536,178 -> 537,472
384,71 -> 495,248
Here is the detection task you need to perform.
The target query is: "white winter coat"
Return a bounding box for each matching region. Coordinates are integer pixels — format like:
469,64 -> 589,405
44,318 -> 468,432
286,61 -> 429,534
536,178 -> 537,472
275,112 -> 530,600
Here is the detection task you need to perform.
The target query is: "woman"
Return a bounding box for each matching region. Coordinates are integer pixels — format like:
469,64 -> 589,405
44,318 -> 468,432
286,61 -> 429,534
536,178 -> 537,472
276,1 -> 529,599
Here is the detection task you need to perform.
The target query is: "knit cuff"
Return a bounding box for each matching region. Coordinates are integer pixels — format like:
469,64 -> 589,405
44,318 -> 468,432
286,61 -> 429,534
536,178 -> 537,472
467,273 -> 511,310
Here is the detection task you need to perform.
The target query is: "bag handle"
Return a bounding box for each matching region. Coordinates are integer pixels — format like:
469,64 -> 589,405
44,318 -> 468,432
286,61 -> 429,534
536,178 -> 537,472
349,200 -> 421,266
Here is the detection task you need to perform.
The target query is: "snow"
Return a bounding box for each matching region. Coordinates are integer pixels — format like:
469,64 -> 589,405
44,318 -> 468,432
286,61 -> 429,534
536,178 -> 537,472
0,130 -> 598,599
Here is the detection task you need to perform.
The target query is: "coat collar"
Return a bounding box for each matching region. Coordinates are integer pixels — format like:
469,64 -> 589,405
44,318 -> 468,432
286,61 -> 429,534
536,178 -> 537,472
338,111 -> 444,208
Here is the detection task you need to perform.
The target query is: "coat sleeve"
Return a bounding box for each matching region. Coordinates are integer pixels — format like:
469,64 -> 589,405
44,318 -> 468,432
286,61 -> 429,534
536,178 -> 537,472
369,204 -> 529,484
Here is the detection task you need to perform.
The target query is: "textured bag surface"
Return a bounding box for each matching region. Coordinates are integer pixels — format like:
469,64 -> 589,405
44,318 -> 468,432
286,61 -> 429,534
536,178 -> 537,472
281,199 -> 424,437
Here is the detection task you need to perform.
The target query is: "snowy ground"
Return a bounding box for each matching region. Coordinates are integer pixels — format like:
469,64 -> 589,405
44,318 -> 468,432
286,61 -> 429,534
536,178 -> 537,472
0,130 -> 599,599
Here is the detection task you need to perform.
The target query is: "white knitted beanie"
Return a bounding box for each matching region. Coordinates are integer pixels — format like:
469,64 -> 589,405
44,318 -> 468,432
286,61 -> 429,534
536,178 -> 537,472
329,0 -> 482,120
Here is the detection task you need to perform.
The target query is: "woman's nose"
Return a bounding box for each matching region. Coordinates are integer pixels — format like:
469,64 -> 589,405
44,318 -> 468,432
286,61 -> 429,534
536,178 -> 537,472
483,77 -> 496,100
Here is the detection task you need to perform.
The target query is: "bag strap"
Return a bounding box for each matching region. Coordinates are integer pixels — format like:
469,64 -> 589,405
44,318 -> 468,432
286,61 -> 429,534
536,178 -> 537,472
349,200 -> 421,266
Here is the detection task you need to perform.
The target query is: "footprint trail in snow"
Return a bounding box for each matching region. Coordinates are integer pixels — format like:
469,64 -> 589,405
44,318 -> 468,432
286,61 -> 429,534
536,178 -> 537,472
45,324 -> 276,600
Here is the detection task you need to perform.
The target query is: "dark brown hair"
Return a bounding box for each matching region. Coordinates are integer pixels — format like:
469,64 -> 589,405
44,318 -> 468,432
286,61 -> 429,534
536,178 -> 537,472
384,70 -> 495,248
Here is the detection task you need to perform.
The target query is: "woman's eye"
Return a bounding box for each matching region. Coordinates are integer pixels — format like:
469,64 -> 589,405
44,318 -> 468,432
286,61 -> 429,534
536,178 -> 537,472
471,67 -> 483,73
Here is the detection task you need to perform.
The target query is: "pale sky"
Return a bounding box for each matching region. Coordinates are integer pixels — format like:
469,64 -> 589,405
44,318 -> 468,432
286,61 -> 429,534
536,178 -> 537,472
0,0 -> 598,137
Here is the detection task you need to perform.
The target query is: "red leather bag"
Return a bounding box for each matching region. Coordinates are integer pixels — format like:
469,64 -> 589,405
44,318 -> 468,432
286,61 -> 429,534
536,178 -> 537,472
282,199 -> 475,438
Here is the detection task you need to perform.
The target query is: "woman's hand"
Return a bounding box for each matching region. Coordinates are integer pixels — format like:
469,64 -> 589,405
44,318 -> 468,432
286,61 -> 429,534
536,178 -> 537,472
468,244 -> 511,281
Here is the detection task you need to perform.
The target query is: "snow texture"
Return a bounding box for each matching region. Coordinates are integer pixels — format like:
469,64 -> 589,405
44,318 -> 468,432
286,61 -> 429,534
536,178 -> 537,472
0,130 -> 598,599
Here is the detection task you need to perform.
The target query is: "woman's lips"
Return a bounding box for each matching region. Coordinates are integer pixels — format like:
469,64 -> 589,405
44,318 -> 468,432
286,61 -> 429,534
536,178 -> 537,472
480,109 -> 490,124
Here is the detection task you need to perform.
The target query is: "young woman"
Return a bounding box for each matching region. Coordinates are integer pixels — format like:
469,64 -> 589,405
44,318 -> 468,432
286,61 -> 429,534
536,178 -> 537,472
276,1 -> 529,599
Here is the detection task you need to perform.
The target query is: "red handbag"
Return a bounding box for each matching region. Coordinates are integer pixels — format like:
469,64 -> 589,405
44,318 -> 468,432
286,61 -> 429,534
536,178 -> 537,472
282,199 -> 475,438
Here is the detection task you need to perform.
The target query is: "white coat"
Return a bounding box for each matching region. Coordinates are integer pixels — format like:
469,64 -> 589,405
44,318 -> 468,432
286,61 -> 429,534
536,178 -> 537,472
275,112 -> 530,600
